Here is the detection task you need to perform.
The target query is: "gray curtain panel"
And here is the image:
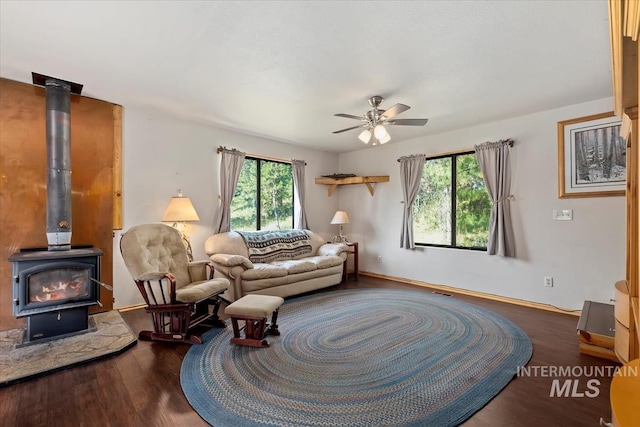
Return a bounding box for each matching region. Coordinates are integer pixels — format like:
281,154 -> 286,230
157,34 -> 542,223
474,140 -> 515,257
292,159 -> 309,230
399,154 -> 426,249
213,147 -> 245,234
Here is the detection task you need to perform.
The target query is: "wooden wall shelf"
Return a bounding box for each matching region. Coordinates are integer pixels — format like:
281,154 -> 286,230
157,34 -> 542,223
315,175 -> 389,196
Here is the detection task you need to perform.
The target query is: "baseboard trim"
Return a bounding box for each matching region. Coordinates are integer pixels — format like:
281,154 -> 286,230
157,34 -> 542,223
116,275 -> 582,316
360,271 -> 582,317
117,303 -> 147,312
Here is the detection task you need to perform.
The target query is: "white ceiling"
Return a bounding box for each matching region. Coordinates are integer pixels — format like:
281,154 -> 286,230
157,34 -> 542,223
0,1 -> 613,153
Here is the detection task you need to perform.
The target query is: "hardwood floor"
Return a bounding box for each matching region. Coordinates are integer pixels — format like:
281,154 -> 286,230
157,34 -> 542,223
0,276 -> 617,427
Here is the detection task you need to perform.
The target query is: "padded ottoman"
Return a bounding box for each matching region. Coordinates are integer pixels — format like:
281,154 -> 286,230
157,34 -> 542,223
225,294 -> 284,347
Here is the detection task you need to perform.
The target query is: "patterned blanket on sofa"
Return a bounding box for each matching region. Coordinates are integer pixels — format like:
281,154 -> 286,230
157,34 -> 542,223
236,230 -> 312,264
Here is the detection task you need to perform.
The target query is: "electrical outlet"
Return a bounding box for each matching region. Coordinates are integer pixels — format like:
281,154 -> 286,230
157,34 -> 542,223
544,276 -> 554,287
377,255 -> 383,263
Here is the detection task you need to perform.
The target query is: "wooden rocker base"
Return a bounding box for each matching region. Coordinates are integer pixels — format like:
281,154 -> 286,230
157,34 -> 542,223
138,297 -> 228,345
138,330 -> 204,345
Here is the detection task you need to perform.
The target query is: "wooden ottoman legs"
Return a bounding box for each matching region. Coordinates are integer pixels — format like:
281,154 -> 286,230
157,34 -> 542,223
230,308 -> 280,348
265,308 -> 280,337
225,294 -> 285,348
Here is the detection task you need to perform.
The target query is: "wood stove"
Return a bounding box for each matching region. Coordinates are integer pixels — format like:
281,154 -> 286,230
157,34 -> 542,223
5,73 -> 107,345
9,247 -> 102,344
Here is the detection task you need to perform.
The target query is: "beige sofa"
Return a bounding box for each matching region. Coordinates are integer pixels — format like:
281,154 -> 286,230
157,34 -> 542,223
204,229 -> 347,301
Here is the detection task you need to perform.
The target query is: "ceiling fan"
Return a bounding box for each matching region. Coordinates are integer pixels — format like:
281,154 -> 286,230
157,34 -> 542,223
332,96 -> 429,145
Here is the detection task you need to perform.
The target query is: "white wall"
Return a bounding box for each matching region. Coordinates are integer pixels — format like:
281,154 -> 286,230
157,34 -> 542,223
112,107 -> 340,308
337,98 -> 625,311
113,98 -> 626,311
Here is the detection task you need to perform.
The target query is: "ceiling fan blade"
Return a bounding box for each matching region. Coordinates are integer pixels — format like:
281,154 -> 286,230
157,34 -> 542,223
334,113 -> 365,120
386,118 -> 429,126
381,103 -> 410,120
332,124 -> 367,134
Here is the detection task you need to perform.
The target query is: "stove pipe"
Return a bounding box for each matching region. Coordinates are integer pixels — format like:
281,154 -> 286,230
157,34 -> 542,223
32,73 -> 84,251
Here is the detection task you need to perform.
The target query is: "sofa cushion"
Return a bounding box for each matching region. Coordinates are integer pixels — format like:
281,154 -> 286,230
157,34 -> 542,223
282,264 -> 343,284
271,259 -> 317,274
304,255 -> 344,269
241,263 -> 288,280
242,275 -> 291,292
241,265 -> 343,293
237,230 -> 312,263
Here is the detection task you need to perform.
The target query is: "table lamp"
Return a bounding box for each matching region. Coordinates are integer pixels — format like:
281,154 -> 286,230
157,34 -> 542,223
162,189 -> 200,261
331,210 -> 350,243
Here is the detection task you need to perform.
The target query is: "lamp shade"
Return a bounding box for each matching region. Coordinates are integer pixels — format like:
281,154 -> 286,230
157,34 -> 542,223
373,124 -> 388,139
162,193 -> 200,222
358,129 -> 372,144
330,210 -> 350,225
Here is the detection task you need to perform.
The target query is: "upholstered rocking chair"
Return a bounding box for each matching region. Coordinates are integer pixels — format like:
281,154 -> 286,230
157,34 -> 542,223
120,223 -> 230,344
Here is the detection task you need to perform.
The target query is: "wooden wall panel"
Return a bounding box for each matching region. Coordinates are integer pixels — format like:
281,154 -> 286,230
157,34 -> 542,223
113,106 -> 123,230
626,109 -> 638,298
610,0 -> 640,361
610,0 -> 640,116
0,78 -> 119,330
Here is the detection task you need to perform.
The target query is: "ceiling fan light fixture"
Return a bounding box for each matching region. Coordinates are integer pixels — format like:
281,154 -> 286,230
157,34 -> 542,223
373,124 -> 388,139
332,96 -> 428,145
358,129 -> 372,144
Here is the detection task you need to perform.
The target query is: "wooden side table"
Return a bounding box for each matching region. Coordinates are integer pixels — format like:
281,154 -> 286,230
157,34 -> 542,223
343,242 -> 359,282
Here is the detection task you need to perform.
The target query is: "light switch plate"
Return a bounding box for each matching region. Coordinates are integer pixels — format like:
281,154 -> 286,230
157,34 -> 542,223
553,209 -> 573,221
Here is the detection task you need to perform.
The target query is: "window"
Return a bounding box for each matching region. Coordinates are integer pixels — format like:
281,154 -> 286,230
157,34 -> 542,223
413,151 -> 491,250
230,157 -> 294,231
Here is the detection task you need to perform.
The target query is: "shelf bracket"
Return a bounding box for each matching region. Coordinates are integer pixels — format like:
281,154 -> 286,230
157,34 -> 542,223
364,182 -> 375,196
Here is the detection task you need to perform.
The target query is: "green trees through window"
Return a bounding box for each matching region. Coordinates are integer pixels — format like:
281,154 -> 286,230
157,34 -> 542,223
414,152 -> 490,250
230,157 -> 294,231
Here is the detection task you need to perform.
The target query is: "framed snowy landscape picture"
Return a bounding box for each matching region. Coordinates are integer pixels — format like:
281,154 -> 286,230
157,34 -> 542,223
557,112 -> 626,198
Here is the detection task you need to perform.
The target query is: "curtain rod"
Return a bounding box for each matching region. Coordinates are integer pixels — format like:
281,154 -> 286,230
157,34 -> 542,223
396,139 -> 514,162
216,147 -> 306,165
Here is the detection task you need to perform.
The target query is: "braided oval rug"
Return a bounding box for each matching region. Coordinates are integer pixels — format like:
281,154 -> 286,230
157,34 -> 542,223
181,288 -> 532,427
